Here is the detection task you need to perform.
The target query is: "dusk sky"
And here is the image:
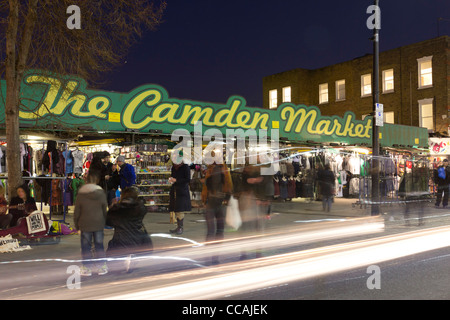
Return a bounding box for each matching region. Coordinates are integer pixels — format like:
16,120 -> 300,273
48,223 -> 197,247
105,0 -> 450,108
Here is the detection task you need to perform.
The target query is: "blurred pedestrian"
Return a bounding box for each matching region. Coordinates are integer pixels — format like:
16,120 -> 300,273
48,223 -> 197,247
169,160 -> 192,235
106,187 -> 152,273
433,159 -> 450,208
201,160 -> 233,264
400,163 -> 426,226
74,172 -> 108,276
116,156 -> 136,189
318,164 -> 336,212
238,161 -> 270,260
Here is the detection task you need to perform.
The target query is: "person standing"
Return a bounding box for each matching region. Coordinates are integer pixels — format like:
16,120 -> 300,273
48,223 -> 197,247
169,161 -> 192,235
318,164 -> 336,212
116,156 -> 136,189
106,187 -> 153,273
74,172 -> 108,276
88,151 -> 110,191
201,161 -> 233,246
106,163 -> 121,206
434,159 -> 450,208
238,161 -> 272,260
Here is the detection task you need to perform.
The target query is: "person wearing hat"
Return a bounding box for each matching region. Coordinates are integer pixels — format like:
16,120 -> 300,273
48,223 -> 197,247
116,156 -> 136,189
434,159 -> 450,208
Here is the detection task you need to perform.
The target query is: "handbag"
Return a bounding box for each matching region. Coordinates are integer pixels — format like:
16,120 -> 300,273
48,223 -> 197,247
226,196 -> 242,230
170,211 -> 176,224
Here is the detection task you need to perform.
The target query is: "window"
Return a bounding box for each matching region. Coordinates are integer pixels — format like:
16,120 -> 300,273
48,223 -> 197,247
419,98 -> 434,131
382,69 -> 394,93
335,80 -> 346,101
269,89 -> 277,109
384,111 -> 394,124
361,74 -> 372,96
319,83 -> 328,104
418,56 -> 433,88
282,86 -> 291,103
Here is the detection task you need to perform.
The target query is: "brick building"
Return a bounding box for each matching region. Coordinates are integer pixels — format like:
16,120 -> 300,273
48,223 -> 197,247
262,36 -> 450,135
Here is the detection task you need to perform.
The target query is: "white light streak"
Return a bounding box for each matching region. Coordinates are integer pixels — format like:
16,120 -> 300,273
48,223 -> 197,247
103,225 -> 450,300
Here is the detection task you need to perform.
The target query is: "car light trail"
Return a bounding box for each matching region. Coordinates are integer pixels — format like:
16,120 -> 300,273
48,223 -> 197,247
102,225 -> 450,300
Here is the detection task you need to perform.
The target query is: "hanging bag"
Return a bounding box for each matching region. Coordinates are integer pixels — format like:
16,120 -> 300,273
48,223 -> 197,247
226,196 -> 242,230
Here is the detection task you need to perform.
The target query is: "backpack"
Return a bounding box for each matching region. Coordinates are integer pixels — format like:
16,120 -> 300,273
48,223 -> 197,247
438,166 -> 446,180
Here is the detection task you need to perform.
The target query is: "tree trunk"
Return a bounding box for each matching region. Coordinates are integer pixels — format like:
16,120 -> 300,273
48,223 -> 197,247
5,0 -> 22,197
4,0 -> 38,197
5,87 -> 22,197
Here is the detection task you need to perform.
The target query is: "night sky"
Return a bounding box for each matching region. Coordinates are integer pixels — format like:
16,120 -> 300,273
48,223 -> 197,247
105,0 -> 450,108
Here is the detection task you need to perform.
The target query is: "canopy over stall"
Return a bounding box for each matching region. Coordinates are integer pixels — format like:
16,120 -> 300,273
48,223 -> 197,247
0,69 -> 429,150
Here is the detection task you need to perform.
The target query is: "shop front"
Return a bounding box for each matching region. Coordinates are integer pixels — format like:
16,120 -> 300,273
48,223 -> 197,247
0,70 -> 431,218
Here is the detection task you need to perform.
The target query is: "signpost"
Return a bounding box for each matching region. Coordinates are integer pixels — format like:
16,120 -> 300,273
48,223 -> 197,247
375,103 -> 384,127
371,0 -> 381,216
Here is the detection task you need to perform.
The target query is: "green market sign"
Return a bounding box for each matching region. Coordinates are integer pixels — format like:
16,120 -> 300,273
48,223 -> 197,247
0,70 -> 428,148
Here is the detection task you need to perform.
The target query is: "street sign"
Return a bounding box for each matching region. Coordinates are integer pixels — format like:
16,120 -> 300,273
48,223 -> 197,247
375,103 -> 383,127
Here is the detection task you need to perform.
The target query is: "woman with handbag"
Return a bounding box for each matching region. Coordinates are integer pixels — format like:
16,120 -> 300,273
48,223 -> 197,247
169,161 -> 192,235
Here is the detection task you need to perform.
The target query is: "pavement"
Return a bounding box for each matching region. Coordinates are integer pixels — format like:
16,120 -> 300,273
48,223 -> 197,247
1,196 -> 449,264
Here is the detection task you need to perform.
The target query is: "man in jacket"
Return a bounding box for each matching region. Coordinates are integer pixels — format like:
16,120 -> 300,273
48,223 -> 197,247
74,171 -> 108,276
202,161 -> 233,250
318,164 -> 336,212
116,156 -> 136,189
434,159 -> 450,208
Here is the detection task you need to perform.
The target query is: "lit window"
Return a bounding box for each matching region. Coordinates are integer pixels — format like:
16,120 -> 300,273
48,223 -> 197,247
382,69 -> 394,93
419,98 -> 434,131
384,111 -> 394,124
418,56 -> 433,88
319,83 -> 328,104
269,89 -> 278,109
361,74 -> 372,96
282,86 -> 291,103
336,80 -> 346,101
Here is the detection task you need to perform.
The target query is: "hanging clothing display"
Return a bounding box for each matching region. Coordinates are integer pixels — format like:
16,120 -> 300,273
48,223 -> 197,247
63,149 -> 74,174
42,140 -> 59,173
71,177 -> 85,203
279,177 -> 288,199
50,179 -> 62,206
63,179 -> 73,206
72,149 -> 84,174
287,178 -> 296,199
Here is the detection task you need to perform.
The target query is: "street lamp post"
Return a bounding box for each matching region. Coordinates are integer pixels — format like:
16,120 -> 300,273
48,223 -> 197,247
371,0 -> 380,216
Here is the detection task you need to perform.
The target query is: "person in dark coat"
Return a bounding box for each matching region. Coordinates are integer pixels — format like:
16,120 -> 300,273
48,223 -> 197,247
169,162 -> 192,235
433,159 -> 450,208
89,151 -> 109,191
9,184 -> 38,227
106,187 -> 152,272
318,164 -> 336,212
